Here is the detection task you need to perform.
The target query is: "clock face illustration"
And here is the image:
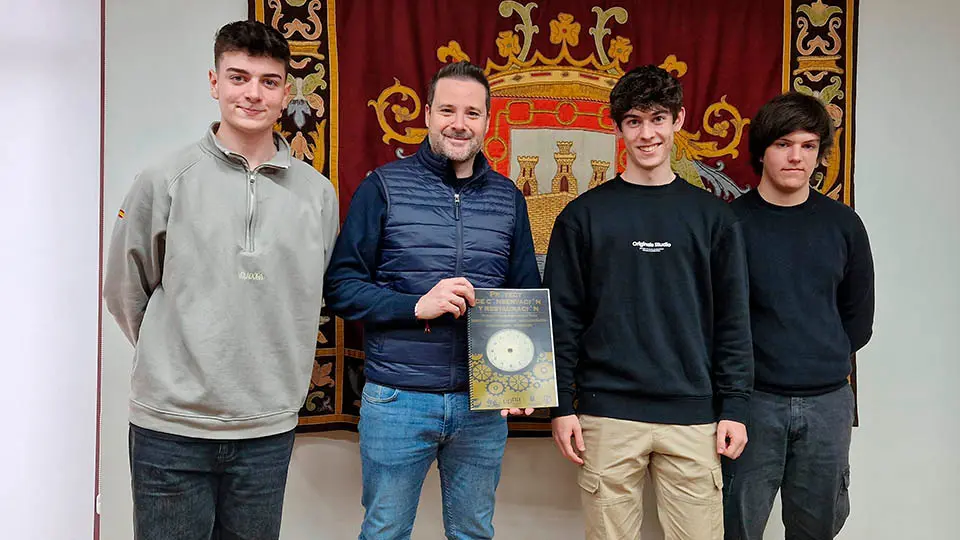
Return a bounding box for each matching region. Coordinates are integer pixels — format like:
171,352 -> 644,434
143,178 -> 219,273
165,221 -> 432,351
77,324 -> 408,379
485,329 -> 535,373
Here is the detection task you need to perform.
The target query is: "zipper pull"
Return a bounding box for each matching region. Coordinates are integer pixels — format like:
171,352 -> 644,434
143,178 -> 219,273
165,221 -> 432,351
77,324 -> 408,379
454,193 -> 461,221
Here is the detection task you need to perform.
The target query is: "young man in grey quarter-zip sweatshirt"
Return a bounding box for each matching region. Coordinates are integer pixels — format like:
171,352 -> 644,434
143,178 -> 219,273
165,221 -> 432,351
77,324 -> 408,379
103,20 -> 338,540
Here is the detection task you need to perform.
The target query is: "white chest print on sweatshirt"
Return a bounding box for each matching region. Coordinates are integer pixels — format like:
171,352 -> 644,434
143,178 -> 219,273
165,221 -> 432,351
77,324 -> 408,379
238,271 -> 265,281
632,240 -> 673,253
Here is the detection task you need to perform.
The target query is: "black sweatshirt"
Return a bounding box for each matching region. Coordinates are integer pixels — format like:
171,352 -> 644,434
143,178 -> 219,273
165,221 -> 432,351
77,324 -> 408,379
731,188 -> 875,396
543,176 -> 754,425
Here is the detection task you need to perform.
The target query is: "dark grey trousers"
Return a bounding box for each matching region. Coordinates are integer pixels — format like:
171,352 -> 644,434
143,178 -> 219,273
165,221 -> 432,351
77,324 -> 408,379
722,385 -> 854,540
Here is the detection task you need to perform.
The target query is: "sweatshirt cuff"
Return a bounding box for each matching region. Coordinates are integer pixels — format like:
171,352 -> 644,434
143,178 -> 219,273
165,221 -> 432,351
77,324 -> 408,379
551,390 -> 577,418
390,294 -> 421,322
720,395 -> 750,425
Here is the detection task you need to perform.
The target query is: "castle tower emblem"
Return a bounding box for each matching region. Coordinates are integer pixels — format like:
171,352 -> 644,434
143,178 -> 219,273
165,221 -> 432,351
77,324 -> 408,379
589,160 -> 611,189
515,156 -> 539,196
551,141 -> 578,194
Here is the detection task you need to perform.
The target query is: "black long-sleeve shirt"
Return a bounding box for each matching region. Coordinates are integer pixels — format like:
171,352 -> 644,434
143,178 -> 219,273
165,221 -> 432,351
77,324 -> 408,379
731,188 -> 875,396
543,176 -> 754,425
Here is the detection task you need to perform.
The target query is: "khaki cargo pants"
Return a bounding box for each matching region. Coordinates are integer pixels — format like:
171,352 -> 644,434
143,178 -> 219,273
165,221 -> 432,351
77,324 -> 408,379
578,415 -> 724,539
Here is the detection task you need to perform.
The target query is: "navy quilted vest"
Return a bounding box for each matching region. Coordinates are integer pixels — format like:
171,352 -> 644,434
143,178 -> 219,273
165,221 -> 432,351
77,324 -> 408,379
364,141 -> 518,391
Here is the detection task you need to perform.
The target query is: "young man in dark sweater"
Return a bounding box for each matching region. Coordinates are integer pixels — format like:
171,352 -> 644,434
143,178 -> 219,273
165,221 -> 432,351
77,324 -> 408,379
543,65 -> 753,539
722,93 -> 875,540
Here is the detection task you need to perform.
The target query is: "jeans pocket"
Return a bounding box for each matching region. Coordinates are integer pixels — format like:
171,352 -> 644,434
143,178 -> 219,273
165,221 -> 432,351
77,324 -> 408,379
721,460 -> 735,499
361,381 -> 400,404
833,466 -> 851,534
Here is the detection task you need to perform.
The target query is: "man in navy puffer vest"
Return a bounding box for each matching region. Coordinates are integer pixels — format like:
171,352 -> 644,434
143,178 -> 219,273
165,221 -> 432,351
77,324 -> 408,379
324,61 -> 540,540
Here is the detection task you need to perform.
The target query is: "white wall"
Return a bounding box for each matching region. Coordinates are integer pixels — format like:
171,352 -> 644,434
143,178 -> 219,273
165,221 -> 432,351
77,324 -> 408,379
840,0 -> 960,537
0,1 -> 101,539
99,2 -> 246,539
99,0 -> 960,538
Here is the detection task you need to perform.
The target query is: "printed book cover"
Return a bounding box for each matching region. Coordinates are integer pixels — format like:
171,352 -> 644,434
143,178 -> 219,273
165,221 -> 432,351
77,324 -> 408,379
467,288 -> 558,411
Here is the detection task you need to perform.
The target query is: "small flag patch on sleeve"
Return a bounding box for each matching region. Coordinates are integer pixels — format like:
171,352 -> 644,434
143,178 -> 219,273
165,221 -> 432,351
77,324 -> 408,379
118,209 -> 125,219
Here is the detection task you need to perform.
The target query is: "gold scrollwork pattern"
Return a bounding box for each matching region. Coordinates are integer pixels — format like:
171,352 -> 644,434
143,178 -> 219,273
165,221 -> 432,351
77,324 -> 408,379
254,0 -> 346,427
268,0 -> 323,40
674,97 -> 750,162
786,0 -> 855,203
483,3 -> 631,76
498,1 -> 539,61
590,6 -> 629,69
367,79 -> 429,145
659,54 -> 688,78
437,41 -> 470,63
260,0 -> 333,190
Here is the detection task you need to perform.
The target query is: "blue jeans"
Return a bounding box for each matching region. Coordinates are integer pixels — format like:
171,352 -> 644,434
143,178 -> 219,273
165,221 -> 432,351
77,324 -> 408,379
358,381 -> 508,540
722,385 -> 854,539
129,424 -> 295,540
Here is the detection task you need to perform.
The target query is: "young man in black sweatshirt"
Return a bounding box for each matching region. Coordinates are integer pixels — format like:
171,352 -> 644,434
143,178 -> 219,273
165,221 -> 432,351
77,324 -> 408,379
543,65 -> 753,540
721,92 -> 875,540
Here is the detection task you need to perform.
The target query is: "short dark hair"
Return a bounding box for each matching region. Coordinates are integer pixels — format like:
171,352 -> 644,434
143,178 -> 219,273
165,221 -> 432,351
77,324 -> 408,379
214,20 -> 290,71
426,61 -> 491,113
609,65 -> 684,127
749,92 -> 835,175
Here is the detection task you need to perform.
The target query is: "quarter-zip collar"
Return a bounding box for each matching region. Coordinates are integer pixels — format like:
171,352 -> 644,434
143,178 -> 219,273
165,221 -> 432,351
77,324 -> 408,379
201,122 -> 292,172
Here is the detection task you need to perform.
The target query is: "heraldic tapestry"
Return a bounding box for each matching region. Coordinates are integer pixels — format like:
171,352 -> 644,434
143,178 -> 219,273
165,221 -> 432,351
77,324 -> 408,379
249,0 -> 859,433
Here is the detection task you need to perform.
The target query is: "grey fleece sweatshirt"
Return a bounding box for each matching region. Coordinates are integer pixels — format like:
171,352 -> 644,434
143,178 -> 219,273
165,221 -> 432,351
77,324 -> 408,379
104,125 -> 339,439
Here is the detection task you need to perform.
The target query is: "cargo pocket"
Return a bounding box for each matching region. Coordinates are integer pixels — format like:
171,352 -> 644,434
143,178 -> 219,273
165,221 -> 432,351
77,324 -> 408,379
578,468 -> 616,538
579,466 -> 638,506
711,467 -> 725,508
833,466 -> 851,535
710,467 -> 725,537
578,467 -> 601,495
712,467 -> 724,491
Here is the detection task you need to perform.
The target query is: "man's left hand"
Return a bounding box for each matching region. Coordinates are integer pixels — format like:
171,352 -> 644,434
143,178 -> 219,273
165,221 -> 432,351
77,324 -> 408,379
717,420 -> 748,459
500,408 -> 535,417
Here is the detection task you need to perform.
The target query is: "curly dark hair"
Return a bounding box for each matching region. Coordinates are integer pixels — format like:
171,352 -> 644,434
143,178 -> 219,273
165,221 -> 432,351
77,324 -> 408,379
609,65 -> 684,127
426,61 -> 491,113
214,20 -> 290,70
749,92 -> 835,175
